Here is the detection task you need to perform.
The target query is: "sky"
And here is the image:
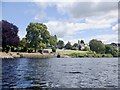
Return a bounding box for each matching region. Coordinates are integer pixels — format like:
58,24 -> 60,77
1,0 -> 119,44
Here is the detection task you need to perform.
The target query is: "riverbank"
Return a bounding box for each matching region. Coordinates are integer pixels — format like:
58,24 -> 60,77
0,52 -> 56,59
0,52 -> 13,58
0,49 -> 118,58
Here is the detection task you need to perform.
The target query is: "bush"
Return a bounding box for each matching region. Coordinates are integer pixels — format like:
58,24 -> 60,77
5,45 -> 10,53
83,46 -> 90,51
96,54 -> 113,57
38,49 -> 43,54
11,46 -> 15,52
52,47 -> 56,52
28,48 -> 33,53
23,47 -> 27,52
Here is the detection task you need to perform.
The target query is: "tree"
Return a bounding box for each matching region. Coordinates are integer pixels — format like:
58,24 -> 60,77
19,38 -> 28,52
89,39 -> 105,54
65,41 -> 72,49
72,43 -> 78,50
20,38 -> 27,48
1,20 -> 20,52
105,44 -> 118,57
50,35 -> 57,47
83,46 -> 90,51
57,40 -> 64,49
26,23 -> 50,52
52,47 -> 56,52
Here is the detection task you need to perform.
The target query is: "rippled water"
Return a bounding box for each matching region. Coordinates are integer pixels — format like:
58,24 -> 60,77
1,58 -> 118,89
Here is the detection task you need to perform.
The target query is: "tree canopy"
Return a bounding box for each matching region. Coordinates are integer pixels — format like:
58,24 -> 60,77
89,39 -> 105,54
1,20 -> 20,51
105,44 -> 118,57
26,23 -> 51,52
50,35 -> 57,47
57,40 -> 64,49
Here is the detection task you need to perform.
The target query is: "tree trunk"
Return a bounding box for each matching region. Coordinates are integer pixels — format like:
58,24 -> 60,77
35,48 -> 36,53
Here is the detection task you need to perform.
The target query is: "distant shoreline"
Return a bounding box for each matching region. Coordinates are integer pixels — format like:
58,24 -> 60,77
0,52 -> 118,59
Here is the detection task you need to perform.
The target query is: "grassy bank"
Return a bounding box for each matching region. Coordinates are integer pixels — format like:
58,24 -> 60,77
45,49 -> 114,58
45,49 -> 88,55
0,49 -> 116,59
68,52 -> 113,58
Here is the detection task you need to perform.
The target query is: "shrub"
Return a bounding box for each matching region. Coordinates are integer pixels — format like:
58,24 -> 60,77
28,48 -> 33,53
5,45 -> 10,53
23,47 -> 27,52
11,46 -> 15,52
52,47 -> 56,52
83,46 -> 90,51
38,49 -> 43,54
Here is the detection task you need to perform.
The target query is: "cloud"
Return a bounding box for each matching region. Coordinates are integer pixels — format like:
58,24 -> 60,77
33,1 -> 118,25
31,1 -> 119,44
112,24 -> 119,31
84,34 -> 118,44
44,20 -> 115,44
44,20 -> 111,37
56,2 -> 118,18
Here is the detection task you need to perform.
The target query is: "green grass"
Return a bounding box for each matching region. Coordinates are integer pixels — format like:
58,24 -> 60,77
44,49 -> 113,58
45,49 -> 88,55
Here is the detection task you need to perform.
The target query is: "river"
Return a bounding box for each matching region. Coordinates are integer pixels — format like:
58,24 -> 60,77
1,58 -> 119,89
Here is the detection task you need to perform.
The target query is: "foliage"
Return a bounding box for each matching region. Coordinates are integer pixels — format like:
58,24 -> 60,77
26,23 -> 50,52
105,44 -> 118,57
83,46 -> 90,51
28,48 -> 34,53
50,35 -> 57,47
39,43 -> 46,49
69,53 -> 84,57
38,49 -> 43,54
20,38 -> 27,48
119,49 -> 120,57
1,20 -> 20,52
65,41 -> 72,49
52,47 -> 56,52
5,45 -> 10,53
69,52 -> 113,58
89,39 -> 105,54
57,40 -> 64,49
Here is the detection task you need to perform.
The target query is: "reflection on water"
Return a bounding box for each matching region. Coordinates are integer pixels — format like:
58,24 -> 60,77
2,58 -> 118,89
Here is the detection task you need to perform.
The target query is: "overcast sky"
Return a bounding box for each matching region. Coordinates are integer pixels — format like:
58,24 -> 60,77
2,0 -> 119,44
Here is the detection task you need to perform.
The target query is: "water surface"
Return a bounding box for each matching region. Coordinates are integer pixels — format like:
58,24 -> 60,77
2,58 -> 118,88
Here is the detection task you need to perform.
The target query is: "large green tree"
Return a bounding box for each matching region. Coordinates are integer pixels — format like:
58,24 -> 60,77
89,39 -> 105,54
26,23 -> 50,52
57,40 -> 64,49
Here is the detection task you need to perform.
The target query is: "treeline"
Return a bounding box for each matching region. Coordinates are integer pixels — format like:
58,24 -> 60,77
1,20 -> 57,53
0,20 -> 120,57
